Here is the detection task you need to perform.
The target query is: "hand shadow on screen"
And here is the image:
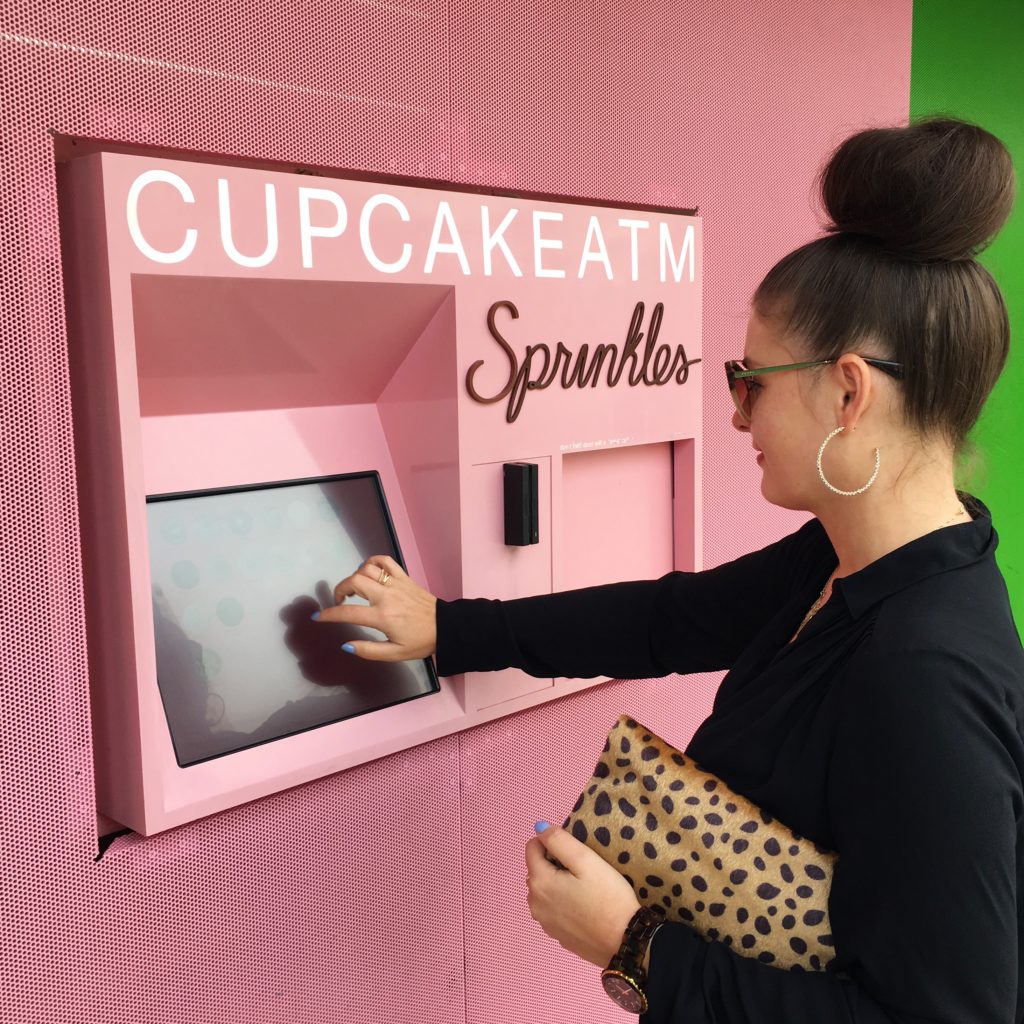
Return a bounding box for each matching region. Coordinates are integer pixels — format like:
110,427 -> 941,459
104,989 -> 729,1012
151,592 -> 252,763
153,586 -> 434,759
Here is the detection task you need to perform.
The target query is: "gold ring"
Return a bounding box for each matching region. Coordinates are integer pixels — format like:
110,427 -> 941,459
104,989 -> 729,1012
378,569 -> 392,585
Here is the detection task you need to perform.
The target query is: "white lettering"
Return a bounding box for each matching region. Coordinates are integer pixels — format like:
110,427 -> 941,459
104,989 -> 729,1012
481,206 -> 522,277
126,170 -> 197,264
533,211 -> 565,279
577,216 -> 613,280
424,201 -> 471,275
618,218 -> 649,282
660,222 -> 695,283
218,179 -> 278,268
359,193 -> 412,274
298,187 -> 347,269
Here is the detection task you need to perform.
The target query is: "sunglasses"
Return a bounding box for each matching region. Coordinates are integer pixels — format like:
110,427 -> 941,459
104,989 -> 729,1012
725,357 -> 905,423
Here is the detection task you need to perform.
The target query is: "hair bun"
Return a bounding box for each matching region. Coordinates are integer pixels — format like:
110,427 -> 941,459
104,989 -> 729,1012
820,116 -> 1015,262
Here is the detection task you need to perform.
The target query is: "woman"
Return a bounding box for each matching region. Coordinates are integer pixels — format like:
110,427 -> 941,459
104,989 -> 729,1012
315,117 -> 1024,1022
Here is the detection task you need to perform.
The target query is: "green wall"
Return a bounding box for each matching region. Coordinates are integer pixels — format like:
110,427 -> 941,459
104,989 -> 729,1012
911,0 -> 1023,623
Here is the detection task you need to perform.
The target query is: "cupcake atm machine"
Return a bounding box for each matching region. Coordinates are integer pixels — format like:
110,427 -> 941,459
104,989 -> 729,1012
58,151 -> 703,835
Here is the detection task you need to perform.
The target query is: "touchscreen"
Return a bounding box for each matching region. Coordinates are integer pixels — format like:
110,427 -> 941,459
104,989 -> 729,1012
146,473 -> 439,766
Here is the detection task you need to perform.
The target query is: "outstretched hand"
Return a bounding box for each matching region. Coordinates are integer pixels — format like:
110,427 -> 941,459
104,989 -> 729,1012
313,555 -> 437,662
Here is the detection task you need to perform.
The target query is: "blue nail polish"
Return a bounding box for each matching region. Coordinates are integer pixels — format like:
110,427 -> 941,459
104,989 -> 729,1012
341,642 -> 355,654
534,820 -> 551,833
310,611 -> 320,621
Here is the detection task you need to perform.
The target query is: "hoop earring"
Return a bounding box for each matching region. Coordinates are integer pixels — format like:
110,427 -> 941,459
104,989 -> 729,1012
817,426 -> 879,496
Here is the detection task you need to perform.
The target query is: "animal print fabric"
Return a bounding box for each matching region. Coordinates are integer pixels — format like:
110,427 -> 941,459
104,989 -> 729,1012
562,716 -> 837,971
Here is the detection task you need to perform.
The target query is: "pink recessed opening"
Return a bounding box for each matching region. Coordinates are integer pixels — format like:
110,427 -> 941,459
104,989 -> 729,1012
132,275 -> 453,415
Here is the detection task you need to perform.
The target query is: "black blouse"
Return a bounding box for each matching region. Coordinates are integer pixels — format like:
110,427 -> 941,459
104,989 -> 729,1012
435,494 -> 1024,1023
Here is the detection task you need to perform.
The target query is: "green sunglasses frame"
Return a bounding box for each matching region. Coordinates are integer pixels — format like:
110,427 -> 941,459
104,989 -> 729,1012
725,356 -> 905,422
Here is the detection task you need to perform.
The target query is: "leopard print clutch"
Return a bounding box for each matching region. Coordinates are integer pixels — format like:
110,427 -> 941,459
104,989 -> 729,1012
562,715 -> 838,972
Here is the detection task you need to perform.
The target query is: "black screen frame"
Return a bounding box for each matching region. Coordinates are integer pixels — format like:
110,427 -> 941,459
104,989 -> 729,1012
145,469 -> 441,767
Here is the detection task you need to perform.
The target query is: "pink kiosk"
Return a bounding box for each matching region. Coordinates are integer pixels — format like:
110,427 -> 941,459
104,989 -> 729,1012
59,152 -> 703,836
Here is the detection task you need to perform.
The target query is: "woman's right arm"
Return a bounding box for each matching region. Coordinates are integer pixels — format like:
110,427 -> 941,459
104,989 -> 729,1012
318,516 -> 831,679
436,516 -> 831,680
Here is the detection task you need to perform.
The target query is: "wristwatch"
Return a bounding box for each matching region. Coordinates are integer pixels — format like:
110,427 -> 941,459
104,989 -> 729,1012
601,905 -> 666,1014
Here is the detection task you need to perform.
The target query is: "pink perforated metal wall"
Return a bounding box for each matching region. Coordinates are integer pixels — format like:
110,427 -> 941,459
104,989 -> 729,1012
0,3 -> 909,1022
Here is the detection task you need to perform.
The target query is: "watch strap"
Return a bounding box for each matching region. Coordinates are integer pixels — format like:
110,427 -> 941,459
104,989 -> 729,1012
601,905 -> 666,1012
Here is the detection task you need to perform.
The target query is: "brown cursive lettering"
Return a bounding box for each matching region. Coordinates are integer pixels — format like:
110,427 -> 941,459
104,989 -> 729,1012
467,300 -> 700,423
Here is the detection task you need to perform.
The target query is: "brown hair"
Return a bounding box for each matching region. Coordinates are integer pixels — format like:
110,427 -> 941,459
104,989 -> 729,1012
752,116 -> 1015,459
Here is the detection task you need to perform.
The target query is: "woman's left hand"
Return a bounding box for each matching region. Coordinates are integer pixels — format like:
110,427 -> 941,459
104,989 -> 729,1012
525,824 -> 641,967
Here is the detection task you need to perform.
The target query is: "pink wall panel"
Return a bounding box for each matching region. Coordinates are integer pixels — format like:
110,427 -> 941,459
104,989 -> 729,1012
0,1 -> 910,1022
560,443 -> 674,590
449,1 -> 578,193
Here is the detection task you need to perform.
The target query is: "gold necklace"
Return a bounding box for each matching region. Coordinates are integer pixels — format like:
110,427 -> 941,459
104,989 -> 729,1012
793,574 -> 835,638
791,503 -> 969,641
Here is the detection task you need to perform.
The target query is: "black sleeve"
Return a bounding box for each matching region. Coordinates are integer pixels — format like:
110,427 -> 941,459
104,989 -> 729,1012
642,642 -> 1022,1024
435,517 -> 830,679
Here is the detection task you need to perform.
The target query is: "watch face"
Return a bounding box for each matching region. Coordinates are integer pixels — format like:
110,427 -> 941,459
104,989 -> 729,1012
602,971 -> 647,1014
